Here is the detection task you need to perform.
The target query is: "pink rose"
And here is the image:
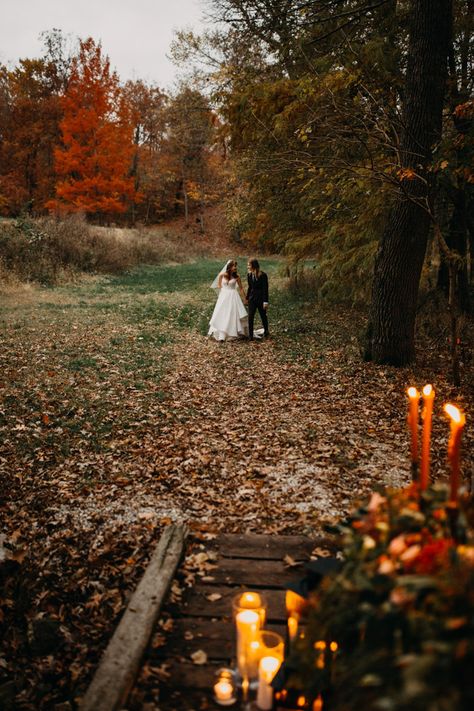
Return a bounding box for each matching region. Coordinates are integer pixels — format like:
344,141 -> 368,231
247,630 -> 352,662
388,535 -> 407,556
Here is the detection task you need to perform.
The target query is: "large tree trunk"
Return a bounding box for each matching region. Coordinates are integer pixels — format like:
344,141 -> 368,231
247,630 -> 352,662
367,0 -> 452,365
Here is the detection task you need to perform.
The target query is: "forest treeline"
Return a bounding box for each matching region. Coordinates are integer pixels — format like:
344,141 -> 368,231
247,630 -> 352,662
0,32 -> 224,225
0,1 -> 473,365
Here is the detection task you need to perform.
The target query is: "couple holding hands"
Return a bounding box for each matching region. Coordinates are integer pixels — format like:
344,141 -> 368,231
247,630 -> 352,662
208,258 -> 270,342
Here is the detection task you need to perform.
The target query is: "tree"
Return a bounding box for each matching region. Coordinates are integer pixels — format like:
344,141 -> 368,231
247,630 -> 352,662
122,79 -> 169,223
0,58 -> 63,215
46,38 -> 139,221
367,0 -> 453,365
165,88 -> 217,228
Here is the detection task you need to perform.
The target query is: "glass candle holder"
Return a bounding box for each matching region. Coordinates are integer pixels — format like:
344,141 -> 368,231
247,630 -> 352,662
213,668 -> 237,706
232,590 -> 268,627
233,591 -> 268,682
258,630 -> 285,662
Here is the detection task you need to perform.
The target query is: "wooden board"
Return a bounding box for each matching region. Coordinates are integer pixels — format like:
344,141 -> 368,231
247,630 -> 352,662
154,618 -> 287,660
79,523 -> 187,711
182,584 -> 287,620
214,533 -> 318,560
204,555 -> 307,588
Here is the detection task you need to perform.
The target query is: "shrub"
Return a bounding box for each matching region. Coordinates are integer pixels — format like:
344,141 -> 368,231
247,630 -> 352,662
0,215 -> 205,286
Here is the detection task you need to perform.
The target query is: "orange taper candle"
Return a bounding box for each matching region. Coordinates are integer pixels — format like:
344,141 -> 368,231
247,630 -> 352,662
420,384 -> 435,489
444,404 -> 466,502
407,387 -> 420,465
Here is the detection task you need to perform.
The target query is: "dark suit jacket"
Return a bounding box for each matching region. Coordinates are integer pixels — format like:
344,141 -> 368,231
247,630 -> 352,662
247,271 -> 269,304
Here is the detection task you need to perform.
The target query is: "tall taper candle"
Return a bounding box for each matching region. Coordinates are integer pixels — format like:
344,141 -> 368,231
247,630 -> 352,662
420,384 -> 435,490
407,387 -> 420,466
444,403 -> 466,502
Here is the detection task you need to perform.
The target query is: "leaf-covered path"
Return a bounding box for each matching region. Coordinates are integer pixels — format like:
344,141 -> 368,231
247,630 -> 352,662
149,330 -> 411,535
1,259 -> 473,709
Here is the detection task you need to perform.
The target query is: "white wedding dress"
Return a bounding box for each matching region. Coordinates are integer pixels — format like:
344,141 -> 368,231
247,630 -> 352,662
208,277 -> 249,341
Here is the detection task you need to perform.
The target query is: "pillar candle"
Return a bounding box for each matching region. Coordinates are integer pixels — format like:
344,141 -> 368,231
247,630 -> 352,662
256,656 -> 280,710
236,609 -> 260,677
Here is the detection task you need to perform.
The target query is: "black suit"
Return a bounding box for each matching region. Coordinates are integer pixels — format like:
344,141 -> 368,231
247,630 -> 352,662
247,271 -> 269,339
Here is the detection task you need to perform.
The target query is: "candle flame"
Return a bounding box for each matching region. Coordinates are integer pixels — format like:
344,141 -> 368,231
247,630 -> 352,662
422,384 -> 433,396
314,640 -> 327,650
297,696 -> 307,707
313,695 -> 324,711
330,641 -> 338,652
444,403 -> 465,424
260,655 -> 281,676
240,591 -> 261,607
286,589 -> 307,614
237,609 -> 259,624
407,386 -> 418,398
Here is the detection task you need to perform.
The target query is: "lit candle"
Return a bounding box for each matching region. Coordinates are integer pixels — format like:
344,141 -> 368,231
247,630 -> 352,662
233,591 -> 267,627
314,640 -> 326,669
256,656 -> 281,710
313,695 -> 323,711
444,404 -> 466,502
286,589 -> 307,647
420,384 -> 435,490
213,669 -> 236,706
246,638 -> 262,679
407,387 -> 420,467
240,591 -> 262,609
288,614 -> 299,642
286,590 -> 307,616
235,609 -> 260,677
213,679 -> 234,705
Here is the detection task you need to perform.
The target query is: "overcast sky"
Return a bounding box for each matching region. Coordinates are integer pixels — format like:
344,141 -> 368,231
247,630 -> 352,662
0,0 -> 210,90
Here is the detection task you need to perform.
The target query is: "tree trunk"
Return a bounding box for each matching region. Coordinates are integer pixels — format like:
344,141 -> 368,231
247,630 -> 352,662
437,187 -> 470,313
367,0 -> 452,365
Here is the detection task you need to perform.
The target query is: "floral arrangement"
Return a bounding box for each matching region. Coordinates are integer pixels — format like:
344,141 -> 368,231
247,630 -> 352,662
281,388 -> 473,710
284,484 -> 474,710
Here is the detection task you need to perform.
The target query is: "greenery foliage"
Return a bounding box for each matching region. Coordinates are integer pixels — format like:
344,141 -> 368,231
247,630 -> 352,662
288,485 -> 474,710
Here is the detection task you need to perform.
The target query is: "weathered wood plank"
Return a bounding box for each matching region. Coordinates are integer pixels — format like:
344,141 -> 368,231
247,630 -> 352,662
79,523 -> 187,711
206,555 -> 305,588
216,533 -> 319,560
153,618 -> 286,660
181,585 -> 286,621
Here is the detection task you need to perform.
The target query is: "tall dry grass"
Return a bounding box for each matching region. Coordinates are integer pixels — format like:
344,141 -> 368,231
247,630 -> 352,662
0,214 -> 208,287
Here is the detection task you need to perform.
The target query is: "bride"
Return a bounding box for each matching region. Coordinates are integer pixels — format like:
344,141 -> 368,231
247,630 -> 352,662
208,260 -> 249,341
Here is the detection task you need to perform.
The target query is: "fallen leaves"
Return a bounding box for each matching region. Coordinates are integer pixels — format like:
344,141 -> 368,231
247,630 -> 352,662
283,554 -> 302,568
190,649 -> 208,665
1,260 -> 473,710
206,592 -> 222,602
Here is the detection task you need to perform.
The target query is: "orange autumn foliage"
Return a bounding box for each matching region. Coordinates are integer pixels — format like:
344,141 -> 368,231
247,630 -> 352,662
46,38 -> 140,219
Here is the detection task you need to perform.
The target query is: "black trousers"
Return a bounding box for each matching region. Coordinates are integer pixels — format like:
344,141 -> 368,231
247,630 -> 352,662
248,300 -> 269,339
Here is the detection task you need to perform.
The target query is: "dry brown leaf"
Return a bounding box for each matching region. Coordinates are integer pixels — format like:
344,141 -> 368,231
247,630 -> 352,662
191,649 -> 208,665
283,554 -> 302,568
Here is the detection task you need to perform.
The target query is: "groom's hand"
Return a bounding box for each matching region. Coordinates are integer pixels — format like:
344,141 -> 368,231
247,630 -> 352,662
263,302 -> 269,311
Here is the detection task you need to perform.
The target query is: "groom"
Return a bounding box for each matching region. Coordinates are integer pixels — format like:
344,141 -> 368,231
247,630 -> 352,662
246,258 -> 270,340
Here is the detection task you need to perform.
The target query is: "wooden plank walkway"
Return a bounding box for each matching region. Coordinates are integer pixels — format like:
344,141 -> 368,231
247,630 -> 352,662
128,532 -> 334,710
